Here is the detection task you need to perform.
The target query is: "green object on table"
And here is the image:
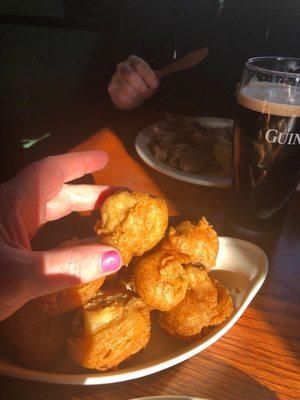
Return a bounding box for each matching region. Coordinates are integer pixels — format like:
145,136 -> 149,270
21,132 -> 51,149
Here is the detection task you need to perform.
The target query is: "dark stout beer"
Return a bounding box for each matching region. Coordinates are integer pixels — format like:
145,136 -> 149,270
230,83 -> 300,233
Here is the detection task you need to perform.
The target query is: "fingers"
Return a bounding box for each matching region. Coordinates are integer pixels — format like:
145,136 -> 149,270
108,85 -> 144,110
128,55 -> 159,89
40,151 -> 109,185
45,184 -> 127,222
13,151 -> 108,203
116,63 -> 148,95
114,74 -> 145,98
108,55 -> 159,110
45,184 -> 107,222
32,244 -> 122,296
6,151 -> 109,240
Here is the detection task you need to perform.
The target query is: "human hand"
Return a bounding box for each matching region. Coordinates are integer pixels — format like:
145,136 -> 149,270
108,55 -> 159,110
0,151 -> 122,321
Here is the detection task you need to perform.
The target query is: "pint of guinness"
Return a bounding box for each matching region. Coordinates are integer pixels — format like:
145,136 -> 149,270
229,57 -> 300,235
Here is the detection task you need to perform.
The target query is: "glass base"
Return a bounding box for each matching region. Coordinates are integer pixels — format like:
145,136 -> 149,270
223,213 -> 282,242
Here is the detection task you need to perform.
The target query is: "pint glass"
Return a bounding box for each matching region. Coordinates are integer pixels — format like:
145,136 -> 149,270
229,57 -> 300,235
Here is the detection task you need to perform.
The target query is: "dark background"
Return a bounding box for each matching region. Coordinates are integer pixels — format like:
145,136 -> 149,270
1,1 -> 299,182
1,1 -> 119,183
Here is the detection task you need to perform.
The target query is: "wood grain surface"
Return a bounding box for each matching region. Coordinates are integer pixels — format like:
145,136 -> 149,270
0,121 -> 299,400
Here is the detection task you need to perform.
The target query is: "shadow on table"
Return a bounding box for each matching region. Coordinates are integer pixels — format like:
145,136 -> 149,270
0,356 -> 279,400
251,197 -> 300,363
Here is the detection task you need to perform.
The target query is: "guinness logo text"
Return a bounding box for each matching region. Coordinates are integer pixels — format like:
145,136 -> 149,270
265,129 -> 300,145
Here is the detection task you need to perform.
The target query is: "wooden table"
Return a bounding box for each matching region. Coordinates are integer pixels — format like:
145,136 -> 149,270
0,107 -> 299,400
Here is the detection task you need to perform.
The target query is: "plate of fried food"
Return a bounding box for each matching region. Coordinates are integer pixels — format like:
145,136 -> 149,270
0,191 -> 268,385
135,114 -> 233,188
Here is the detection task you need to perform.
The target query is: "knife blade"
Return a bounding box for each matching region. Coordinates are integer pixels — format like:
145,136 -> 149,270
156,47 -> 209,78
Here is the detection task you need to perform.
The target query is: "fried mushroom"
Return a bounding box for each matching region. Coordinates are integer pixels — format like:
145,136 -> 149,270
34,278 -> 105,316
95,191 -> 169,265
134,248 -> 190,311
0,302 -> 68,369
209,279 -> 234,326
163,218 -> 219,270
67,290 -> 151,371
159,266 -> 218,339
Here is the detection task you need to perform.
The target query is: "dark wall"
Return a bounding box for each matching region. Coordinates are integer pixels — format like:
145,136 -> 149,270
0,2 -> 116,181
1,24 -> 111,121
0,1 -> 65,17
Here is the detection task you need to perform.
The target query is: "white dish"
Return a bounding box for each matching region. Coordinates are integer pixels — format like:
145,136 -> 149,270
132,397 -> 210,400
135,117 -> 233,188
0,237 -> 268,385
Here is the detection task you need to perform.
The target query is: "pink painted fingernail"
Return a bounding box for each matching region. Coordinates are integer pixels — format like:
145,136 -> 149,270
100,250 -> 122,273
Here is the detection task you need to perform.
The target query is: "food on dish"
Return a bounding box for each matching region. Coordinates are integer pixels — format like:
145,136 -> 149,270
94,191 -> 169,265
133,217 -> 218,310
34,278 -> 105,316
0,302 -> 68,369
209,279 -> 234,326
214,134 -> 232,176
33,238 -> 105,315
0,189 -> 234,373
67,290 -> 151,371
159,266 -> 218,339
159,266 -> 233,339
105,261 -> 136,293
147,114 -> 232,177
134,248 -> 190,311
163,218 -> 219,270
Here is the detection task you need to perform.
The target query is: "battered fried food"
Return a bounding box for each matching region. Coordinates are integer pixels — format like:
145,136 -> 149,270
67,290 -> 151,371
133,216 -> 218,311
134,248 -> 190,311
105,262 -> 136,292
159,266 -> 234,339
163,218 -> 219,270
34,278 -> 105,316
33,238 -> 105,315
209,279 -> 234,326
0,302 -> 68,369
95,191 -> 169,265
0,184 -> 233,371
159,266 -> 218,339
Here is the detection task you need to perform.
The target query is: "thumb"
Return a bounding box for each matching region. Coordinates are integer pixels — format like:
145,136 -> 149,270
31,244 -> 122,297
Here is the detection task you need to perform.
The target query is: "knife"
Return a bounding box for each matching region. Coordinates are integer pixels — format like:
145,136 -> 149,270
156,47 -> 209,78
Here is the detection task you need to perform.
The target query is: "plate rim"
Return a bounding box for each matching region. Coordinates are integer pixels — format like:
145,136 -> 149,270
135,117 -> 233,188
132,397 -> 211,400
0,237 -> 268,385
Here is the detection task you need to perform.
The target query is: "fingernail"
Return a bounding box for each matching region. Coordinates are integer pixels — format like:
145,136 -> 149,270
95,186 -> 131,208
100,250 -> 122,273
112,186 -> 131,193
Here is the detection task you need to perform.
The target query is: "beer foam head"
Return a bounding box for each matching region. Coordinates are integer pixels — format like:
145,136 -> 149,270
238,82 -> 300,117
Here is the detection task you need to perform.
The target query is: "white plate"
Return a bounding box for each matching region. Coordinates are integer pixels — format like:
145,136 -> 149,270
0,237 -> 268,385
132,397 -> 210,400
135,117 -> 233,188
